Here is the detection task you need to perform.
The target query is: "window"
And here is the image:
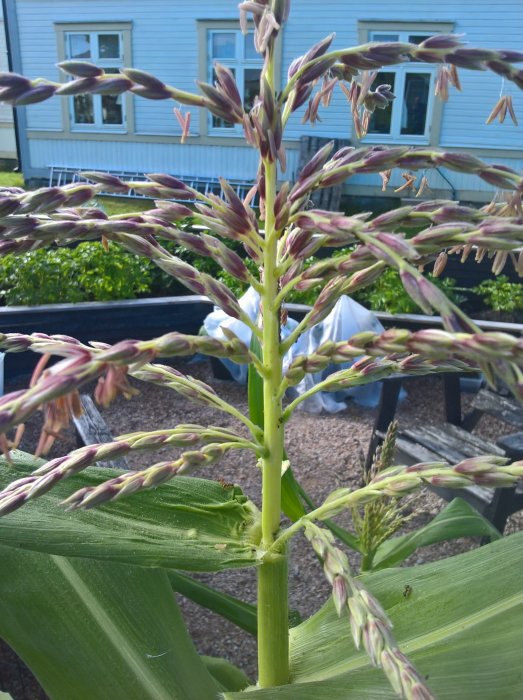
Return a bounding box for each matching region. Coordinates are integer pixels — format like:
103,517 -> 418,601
65,31 -> 125,130
204,27 -> 263,135
55,23 -> 133,135
358,23 -> 453,145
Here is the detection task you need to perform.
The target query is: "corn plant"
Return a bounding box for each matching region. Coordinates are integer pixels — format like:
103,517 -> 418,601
1,1 -> 523,697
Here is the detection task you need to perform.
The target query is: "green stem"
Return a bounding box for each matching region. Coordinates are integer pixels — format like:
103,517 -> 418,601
360,550 -> 375,572
257,550 -> 289,687
256,39 -> 289,688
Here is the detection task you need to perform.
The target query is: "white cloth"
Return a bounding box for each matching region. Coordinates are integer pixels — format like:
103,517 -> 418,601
203,288 -> 384,413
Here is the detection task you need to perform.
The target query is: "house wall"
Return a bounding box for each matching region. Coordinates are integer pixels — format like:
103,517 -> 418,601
0,5 -> 16,161
11,0 -> 523,200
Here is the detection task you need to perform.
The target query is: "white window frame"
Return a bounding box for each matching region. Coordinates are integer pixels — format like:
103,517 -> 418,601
55,22 -> 134,136
206,28 -> 263,136
65,30 -> 126,132
358,22 -> 453,146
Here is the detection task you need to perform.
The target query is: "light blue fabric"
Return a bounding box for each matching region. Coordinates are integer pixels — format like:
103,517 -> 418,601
203,288 -> 386,413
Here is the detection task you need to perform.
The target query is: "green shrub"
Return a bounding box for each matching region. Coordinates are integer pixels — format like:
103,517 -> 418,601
472,275 -> 523,313
0,242 -> 154,305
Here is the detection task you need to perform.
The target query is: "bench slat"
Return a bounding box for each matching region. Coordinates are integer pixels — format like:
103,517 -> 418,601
73,395 -> 129,471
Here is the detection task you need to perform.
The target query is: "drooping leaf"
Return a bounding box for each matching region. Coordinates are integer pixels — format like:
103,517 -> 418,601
0,546 -> 218,700
202,656 -> 251,692
168,570 -> 257,635
0,451 -> 258,572
225,531 -> 523,698
372,497 -> 502,570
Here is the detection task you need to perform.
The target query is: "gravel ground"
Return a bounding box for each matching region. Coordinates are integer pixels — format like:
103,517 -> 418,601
2,358 -> 522,693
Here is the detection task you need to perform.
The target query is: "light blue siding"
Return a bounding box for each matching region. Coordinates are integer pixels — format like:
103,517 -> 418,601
13,0 -> 523,197
28,138 -> 301,182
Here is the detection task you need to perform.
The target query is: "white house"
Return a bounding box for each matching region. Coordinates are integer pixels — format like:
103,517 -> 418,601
4,0 -> 523,201
0,2 -> 16,164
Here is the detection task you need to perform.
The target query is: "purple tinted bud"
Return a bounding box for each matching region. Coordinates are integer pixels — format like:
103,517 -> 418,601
153,201 -> 193,220
81,171 -> 128,193
303,34 -> 335,63
55,78 -> 99,96
13,85 -> 56,105
58,60 -> 103,78
0,197 -> 19,217
121,68 -> 166,91
300,57 -> 337,85
147,173 -> 188,190
130,85 -> 171,100
0,82 -> 34,101
419,34 -> 463,50
90,77 -> 133,94
441,152 -> 484,173
0,72 -> 31,88
400,269 -> 432,314
498,50 -> 523,63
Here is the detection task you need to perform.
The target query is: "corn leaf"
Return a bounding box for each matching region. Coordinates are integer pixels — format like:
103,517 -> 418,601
0,451 -> 258,572
371,497 -> 502,570
202,656 -> 251,692
0,546 -> 219,700
168,570 -> 257,635
225,531 -> 523,698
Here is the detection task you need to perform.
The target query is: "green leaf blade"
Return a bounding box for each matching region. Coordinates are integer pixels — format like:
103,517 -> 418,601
168,570 -> 257,635
0,451 -> 258,572
225,532 -> 523,698
372,497 -> 501,570
0,548 -> 219,700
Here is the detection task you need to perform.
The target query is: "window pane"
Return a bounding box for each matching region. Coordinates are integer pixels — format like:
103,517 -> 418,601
244,68 -> 261,111
73,94 -> 94,124
211,68 -> 235,128
211,32 -> 235,59
401,73 -> 430,135
370,33 -> 400,42
408,35 -> 431,45
244,32 -> 258,59
102,94 -> 123,124
98,34 -> 120,59
368,71 -> 395,135
69,34 -> 90,59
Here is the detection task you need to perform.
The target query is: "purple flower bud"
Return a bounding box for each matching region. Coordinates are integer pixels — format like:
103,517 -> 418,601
0,72 -> 31,88
479,168 -> 517,190
81,171 -> 128,193
0,82 -> 33,101
299,56 -> 337,85
55,78 -> 99,96
121,68 -> 166,91
497,50 -> 523,62
332,576 -> 348,616
147,173 -> 188,190
303,34 -> 335,63
361,146 -> 409,170
340,53 -> 382,69
400,269 -> 432,314
90,77 -> 133,95
130,85 -> 171,100
153,201 -> 193,220
0,197 -> 19,217
58,60 -> 103,78
419,34 -> 464,50
214,63 -> 242,110
13,85 -> 56,106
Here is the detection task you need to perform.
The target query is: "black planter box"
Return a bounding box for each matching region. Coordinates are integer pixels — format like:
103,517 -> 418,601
1,295 -> 214,378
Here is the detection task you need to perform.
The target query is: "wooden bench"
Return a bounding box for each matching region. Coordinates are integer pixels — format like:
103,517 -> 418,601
72,394 -> 129,471
367,376 -> 523,532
